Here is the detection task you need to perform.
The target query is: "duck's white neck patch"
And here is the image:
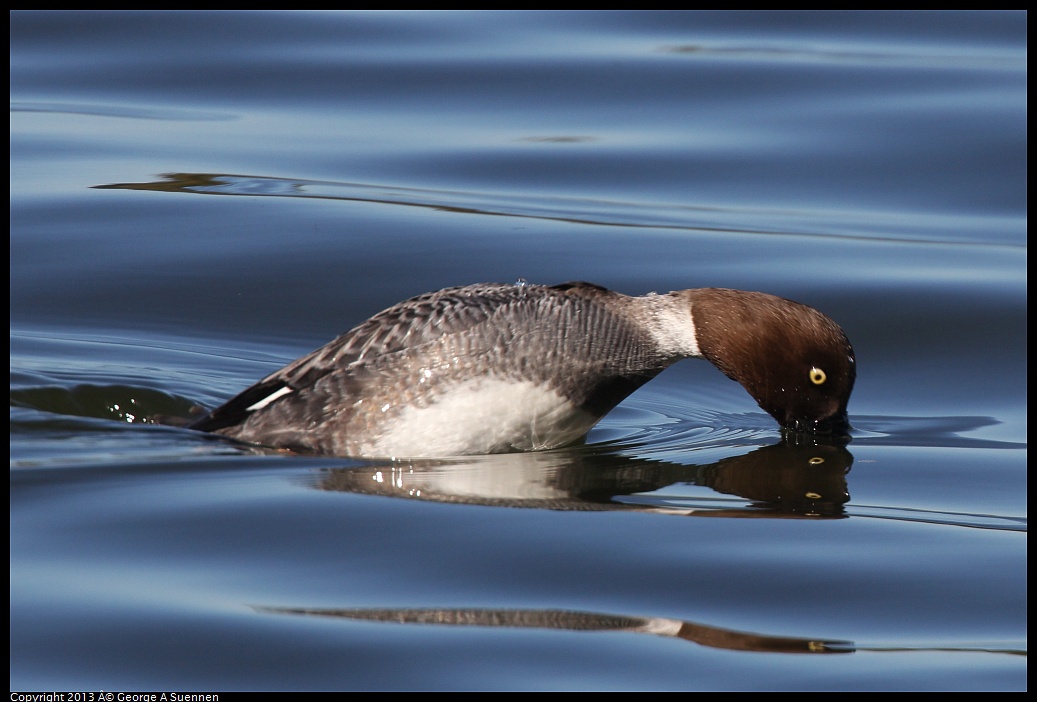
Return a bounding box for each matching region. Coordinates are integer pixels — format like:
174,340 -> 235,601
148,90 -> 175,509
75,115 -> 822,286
641,293 -> 701,358
358,378 -> 597,458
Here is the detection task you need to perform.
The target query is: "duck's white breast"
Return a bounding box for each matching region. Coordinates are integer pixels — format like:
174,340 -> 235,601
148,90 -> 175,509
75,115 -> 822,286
356,377 -> 598,458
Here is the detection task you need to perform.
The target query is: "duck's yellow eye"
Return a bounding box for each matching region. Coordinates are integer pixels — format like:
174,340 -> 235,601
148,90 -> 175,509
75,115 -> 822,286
809,367 -> 827,385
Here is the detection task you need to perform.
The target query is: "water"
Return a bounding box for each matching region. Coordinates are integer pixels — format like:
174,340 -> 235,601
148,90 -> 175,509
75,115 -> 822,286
10,11 -> 1026,691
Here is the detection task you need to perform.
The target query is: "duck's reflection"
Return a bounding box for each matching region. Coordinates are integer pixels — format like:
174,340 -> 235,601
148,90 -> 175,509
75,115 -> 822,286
311,438 -> 853,518
258,605 -> 854,654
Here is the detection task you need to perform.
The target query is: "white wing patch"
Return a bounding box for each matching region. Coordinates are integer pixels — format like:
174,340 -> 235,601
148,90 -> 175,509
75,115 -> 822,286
245,385 -> 294,412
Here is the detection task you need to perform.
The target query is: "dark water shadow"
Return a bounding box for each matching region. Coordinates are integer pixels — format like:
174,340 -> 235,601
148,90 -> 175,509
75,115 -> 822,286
849,414 -> 1025,450
93,171 -> 986,246
92,171 -> 789,237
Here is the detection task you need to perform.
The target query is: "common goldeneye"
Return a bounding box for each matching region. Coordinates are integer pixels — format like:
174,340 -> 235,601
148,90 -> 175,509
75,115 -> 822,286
190,282 -> 855,457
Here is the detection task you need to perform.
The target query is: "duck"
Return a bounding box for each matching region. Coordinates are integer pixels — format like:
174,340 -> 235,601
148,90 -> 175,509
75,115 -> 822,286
189,281 -> 856,457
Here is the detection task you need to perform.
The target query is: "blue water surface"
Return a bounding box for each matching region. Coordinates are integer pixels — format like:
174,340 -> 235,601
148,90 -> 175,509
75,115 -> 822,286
10,11 -> 1026,691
